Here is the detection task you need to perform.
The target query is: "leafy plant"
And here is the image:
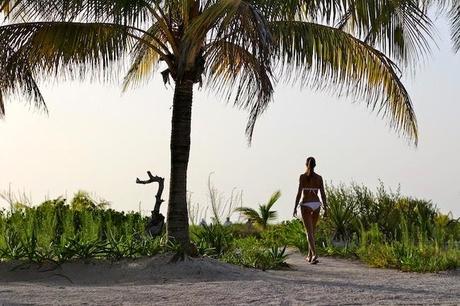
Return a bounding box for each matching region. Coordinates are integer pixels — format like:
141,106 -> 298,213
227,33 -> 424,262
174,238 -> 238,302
192,223 -> 233,257
235,191 -> 281,230
221,237 -> 288,270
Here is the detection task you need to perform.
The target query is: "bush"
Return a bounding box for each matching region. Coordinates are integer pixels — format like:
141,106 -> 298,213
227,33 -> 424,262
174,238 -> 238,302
357,224 -> 459,272
192,224 -> 233,257
221,237 -> 288,270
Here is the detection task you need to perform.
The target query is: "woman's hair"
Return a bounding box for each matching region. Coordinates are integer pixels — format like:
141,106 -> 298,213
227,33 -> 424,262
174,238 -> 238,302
305,157 -> 316,180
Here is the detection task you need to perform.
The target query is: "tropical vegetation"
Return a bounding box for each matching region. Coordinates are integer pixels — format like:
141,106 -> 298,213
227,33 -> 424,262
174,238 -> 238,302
0,0 -> 437,252
0,183 -> 458,273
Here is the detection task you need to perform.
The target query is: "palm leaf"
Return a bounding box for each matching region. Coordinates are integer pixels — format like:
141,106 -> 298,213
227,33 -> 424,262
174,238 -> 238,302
122,22 -> 167,91
204,40 -> 274,142
0,22 -> 136,80
335,0 -> 433,66
257,191 -> 281,228
2,0 -> 154,26
182,1 -> 272,77
270,21 -> 418,144
235,207 -> 262,224
0,21 -> 164,112
185,1 -> 275,142
265,190 -> 281,211
420,0 -> 460,52
252,0 -> 342,22
259,204 -> 277,227
255,0 -> 433,66
450,0 -> 460,51
0,43 -> 46,117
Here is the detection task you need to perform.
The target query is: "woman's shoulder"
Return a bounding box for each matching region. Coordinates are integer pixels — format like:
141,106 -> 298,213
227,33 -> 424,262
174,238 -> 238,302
314,173 -> 323,180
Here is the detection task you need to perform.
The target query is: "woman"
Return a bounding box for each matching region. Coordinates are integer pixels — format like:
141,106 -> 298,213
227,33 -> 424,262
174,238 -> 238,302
293,157 -> 328,264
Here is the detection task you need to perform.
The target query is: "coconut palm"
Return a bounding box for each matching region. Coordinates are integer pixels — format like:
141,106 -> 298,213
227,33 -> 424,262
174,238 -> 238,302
0,0 -> 433,251
236,190 -> 281,229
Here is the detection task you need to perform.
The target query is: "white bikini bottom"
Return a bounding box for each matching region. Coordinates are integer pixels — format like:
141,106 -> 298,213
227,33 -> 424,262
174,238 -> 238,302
300,202 -> 321,210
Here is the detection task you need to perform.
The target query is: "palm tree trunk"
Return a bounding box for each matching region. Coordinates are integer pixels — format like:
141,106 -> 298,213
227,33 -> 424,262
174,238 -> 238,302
167,79 -> 193,251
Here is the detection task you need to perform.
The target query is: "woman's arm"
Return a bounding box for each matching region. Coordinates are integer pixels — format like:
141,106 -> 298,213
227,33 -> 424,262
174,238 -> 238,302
319,177 -> 328,216
293,175 -> 302,217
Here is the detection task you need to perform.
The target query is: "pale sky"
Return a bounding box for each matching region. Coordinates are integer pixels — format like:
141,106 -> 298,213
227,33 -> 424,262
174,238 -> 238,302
1,19 -> 459,221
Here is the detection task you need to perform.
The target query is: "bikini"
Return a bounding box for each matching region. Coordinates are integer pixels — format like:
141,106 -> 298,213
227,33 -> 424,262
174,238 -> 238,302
300,188 -> 322,210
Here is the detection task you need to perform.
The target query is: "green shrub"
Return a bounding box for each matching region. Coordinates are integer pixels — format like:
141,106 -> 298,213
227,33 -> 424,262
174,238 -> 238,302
221,237 -> 288,270
192,224 -> 233,257
357,223 -> 460,272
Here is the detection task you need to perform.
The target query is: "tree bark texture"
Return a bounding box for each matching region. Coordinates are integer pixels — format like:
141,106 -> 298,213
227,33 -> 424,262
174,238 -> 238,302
167,80 -> 193,250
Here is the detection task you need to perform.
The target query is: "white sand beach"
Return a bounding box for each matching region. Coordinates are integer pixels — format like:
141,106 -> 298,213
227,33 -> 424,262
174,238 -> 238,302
0,252 -> 458,305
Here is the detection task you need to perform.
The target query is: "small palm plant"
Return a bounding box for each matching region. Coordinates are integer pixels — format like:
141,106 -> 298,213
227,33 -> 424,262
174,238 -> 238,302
236,191 -> 281,230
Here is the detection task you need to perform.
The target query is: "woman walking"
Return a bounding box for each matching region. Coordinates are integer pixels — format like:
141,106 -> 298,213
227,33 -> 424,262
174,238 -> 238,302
293,157 -> 328,264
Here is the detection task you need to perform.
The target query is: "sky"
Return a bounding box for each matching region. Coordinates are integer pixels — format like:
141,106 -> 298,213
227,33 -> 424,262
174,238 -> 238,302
0,19 -> 459,222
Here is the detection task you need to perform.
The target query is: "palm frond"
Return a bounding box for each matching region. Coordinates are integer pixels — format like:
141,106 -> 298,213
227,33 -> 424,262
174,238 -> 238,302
265,190 -> 281,211
204,40 -> 274,143
450,0 -> 460,51
335,0 -> 433,66
0,21 -> 165,113
0,43 -> 46,117
0,0 -> 11,14
188,1 -> 275,142
3,0 -> 154,26
0,21 -> 159,83
270,21 -> 418,144
235,207 -> 262,224
267,210 -> 278,221
183,1 -> 272,74
251,0 -> 343,22
122,22 -> 166,91
259,204 -> 277,222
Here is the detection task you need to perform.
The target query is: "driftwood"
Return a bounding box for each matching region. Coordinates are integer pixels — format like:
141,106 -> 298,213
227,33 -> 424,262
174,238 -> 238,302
136,171 -> 165,237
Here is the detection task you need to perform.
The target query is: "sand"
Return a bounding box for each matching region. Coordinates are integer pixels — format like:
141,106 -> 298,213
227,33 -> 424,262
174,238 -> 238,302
0,252 -> 458,305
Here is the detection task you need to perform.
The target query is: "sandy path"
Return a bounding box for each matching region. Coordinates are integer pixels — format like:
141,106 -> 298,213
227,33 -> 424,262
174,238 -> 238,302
0,252 -> 458,305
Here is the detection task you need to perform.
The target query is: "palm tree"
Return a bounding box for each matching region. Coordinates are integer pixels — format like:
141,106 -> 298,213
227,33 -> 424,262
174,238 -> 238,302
236,190 -> 280,229
0,0 -> 433,252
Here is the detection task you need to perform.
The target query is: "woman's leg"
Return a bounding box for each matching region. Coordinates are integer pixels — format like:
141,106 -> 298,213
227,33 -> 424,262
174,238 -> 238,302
301,207 -> 316,258
312,209 -> 320,235
310,209 -> 321,261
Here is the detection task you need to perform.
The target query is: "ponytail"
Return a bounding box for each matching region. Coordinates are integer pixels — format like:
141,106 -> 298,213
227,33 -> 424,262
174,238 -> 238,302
305,157 -> 316,183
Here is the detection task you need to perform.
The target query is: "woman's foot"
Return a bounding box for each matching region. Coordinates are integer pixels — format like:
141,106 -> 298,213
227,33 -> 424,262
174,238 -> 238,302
305,255 -> 311,262
309,255 -> 319,264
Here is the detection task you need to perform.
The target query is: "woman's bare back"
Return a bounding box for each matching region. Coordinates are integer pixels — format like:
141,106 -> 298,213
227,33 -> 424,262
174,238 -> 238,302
300,173 -> 323,203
